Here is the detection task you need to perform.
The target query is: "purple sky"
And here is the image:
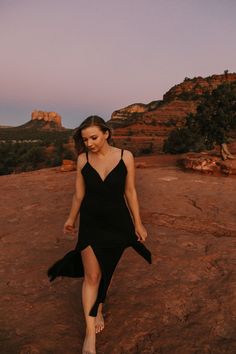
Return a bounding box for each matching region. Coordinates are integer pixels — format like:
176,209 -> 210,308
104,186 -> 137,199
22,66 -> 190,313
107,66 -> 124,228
0,0 -> 236,128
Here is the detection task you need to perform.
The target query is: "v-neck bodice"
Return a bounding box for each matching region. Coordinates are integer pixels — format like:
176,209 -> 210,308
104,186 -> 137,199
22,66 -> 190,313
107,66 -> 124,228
83,159 -> 125,183
80,148 -> 127,212
81,149 -> 127,192
82,149 -> 125,183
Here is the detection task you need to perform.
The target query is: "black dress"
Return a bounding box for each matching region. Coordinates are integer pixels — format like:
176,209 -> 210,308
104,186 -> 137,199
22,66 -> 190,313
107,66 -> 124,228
47,148 -> 152,317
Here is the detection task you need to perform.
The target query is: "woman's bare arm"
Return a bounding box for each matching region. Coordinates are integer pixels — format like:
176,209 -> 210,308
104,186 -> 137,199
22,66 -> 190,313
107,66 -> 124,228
123,150 -> 148,242
66,154 -> 86,224
123,150 -> 142,227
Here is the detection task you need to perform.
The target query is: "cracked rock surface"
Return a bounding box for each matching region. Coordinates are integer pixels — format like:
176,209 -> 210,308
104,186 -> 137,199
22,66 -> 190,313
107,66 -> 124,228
1,155 -> 236,354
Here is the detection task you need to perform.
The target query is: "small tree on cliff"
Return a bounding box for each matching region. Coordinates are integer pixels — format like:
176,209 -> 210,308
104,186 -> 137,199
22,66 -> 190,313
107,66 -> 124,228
164,81 -> 236,159
193,81 -> 236,159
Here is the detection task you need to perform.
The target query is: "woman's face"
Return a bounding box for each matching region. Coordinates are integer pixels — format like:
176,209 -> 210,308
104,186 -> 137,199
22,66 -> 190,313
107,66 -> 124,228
81,125 -> 109,152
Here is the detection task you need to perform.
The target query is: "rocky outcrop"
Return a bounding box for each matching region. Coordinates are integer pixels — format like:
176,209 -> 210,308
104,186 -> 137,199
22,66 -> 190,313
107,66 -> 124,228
31,110 -> 62,127
164,73 -> 236,101
109,73 -> 236,155
179,155 -> 221,174
220,159 -> 236,175
60,159 -> 76,172
111,101 -> 161,121
179,153 -> 236,175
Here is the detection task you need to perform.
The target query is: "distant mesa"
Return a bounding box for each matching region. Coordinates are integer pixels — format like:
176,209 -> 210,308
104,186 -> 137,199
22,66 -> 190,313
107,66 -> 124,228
31,110 -> 62,128
9,110 -> 67,131
0,111 -> 64,131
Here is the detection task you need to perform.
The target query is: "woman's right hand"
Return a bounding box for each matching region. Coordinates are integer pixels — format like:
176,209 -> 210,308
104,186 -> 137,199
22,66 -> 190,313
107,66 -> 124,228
63,218 -> 77,235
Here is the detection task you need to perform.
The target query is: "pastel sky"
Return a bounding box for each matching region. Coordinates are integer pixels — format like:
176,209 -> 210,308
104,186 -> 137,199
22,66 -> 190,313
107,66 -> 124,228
0,0 -> 236,128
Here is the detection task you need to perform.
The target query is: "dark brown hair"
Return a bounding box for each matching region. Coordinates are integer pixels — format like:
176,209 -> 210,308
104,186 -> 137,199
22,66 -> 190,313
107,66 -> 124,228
73,115 -> 113,154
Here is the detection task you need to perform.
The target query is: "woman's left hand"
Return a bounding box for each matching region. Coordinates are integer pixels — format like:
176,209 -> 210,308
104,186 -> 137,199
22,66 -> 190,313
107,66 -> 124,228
135,223 -> 148,242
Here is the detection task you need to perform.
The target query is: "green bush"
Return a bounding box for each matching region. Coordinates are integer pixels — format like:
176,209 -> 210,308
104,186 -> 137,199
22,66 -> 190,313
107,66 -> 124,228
163,81 -> 236,154
163,128 -> 205,153
63,149 -> 76,160
140,143 -> 154,154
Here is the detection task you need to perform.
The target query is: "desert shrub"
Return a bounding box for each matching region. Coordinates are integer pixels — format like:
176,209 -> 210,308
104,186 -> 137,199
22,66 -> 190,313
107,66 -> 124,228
163,127 -> 206,154
21,146 -> 45,167
63,149 -> 76,160
163,81 -> 236,153
140,143 -> 154,154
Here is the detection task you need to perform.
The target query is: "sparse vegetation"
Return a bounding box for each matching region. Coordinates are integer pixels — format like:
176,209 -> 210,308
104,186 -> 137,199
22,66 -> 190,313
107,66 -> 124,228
163,120 -> 177,127
163,81 -> 236,158
0,128 -> 75,175
139,143 -> 154,154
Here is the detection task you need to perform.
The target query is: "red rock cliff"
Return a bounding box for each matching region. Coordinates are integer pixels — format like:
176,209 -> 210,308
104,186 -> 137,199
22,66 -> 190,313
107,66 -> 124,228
109,73 -> 236,155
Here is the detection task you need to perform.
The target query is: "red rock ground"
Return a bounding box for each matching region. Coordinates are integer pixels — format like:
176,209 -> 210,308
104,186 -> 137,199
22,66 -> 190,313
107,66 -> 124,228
1,154 -> 236,354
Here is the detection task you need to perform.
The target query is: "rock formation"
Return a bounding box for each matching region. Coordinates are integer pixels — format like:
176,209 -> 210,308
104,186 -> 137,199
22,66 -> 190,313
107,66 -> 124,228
177,141 -> 236,175
111,102 -> 159,121
109,73 -> 236,155
31,110 -> 62,127
180,154 -> 236,175
60,159 -> 77,172
164,73 -> 236,101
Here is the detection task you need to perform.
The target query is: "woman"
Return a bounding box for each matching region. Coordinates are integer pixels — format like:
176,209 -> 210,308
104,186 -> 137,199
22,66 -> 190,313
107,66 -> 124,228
47,115 -> 152,354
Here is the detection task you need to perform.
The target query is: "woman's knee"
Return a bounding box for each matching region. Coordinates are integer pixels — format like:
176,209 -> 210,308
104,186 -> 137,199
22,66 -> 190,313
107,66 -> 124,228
84,271 -> 101,286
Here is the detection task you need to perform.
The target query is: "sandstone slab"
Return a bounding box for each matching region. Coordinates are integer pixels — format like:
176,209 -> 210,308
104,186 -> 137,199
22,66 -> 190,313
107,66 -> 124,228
1,156 -> 236,353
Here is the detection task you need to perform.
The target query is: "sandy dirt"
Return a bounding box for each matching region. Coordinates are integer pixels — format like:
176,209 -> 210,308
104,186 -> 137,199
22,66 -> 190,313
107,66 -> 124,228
1,154 -> 236,354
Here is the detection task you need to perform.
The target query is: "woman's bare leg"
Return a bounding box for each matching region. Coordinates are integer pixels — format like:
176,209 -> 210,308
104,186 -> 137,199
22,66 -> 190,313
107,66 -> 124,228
95,269 -> 116,333
81,246 -> 102,353
95,303 -> 104,333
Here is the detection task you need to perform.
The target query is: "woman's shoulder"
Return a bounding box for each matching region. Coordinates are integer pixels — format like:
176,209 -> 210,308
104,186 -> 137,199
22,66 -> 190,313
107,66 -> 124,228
120,149 -> 134,170
111,147 -> 133,159
119,149 -> 135,174
77,151 -> 87,169
122,148 -> 134,159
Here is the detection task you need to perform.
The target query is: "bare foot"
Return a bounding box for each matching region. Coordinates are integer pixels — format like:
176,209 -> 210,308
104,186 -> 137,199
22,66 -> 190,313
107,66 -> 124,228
82,332 -> 96,354
95,311 -> 104,333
